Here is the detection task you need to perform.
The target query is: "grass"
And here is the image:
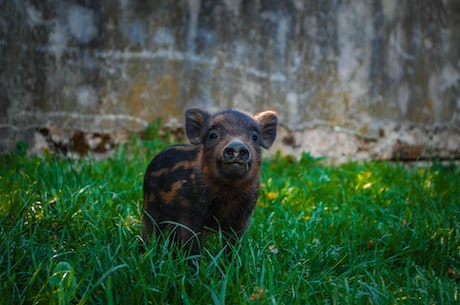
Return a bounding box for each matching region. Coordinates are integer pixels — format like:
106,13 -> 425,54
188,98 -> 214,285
0,135 -> 459,304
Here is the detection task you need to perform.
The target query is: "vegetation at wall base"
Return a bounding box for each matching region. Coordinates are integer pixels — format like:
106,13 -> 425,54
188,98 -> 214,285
1,137 -> 458,304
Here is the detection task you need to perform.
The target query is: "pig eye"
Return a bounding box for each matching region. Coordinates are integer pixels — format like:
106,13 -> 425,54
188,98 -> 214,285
208,130 -> 219,140
251,132 -> 259,142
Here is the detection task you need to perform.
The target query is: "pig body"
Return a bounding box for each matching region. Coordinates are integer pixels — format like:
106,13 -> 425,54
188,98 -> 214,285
143,108 -> 278,256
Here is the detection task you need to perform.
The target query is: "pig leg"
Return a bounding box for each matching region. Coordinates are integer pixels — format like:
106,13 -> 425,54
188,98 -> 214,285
174,223 -> 204,257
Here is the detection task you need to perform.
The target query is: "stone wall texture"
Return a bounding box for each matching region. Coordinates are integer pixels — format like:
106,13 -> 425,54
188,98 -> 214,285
1,0 -> 459,161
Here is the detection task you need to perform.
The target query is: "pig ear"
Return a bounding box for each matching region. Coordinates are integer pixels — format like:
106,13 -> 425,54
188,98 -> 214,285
185,108 -> 211,144
254,110 -> 278,149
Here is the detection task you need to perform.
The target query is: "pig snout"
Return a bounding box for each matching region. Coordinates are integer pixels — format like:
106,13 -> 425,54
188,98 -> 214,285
223,141 -> 251,164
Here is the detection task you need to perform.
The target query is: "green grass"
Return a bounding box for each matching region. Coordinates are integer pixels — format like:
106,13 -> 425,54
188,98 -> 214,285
0,138 -> 459,304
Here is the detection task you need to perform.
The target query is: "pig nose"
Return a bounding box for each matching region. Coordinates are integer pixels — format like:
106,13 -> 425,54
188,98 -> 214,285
223,141 -> 251,163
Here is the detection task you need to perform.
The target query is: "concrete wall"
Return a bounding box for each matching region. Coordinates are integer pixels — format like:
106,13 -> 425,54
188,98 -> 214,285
1,0 -> 459,161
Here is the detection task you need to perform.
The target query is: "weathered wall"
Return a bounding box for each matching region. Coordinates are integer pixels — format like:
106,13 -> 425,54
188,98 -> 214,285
1,0 -> 459,161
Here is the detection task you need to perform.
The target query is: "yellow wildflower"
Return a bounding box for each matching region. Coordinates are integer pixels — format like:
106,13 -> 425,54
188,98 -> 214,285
267,192 -> 278,200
